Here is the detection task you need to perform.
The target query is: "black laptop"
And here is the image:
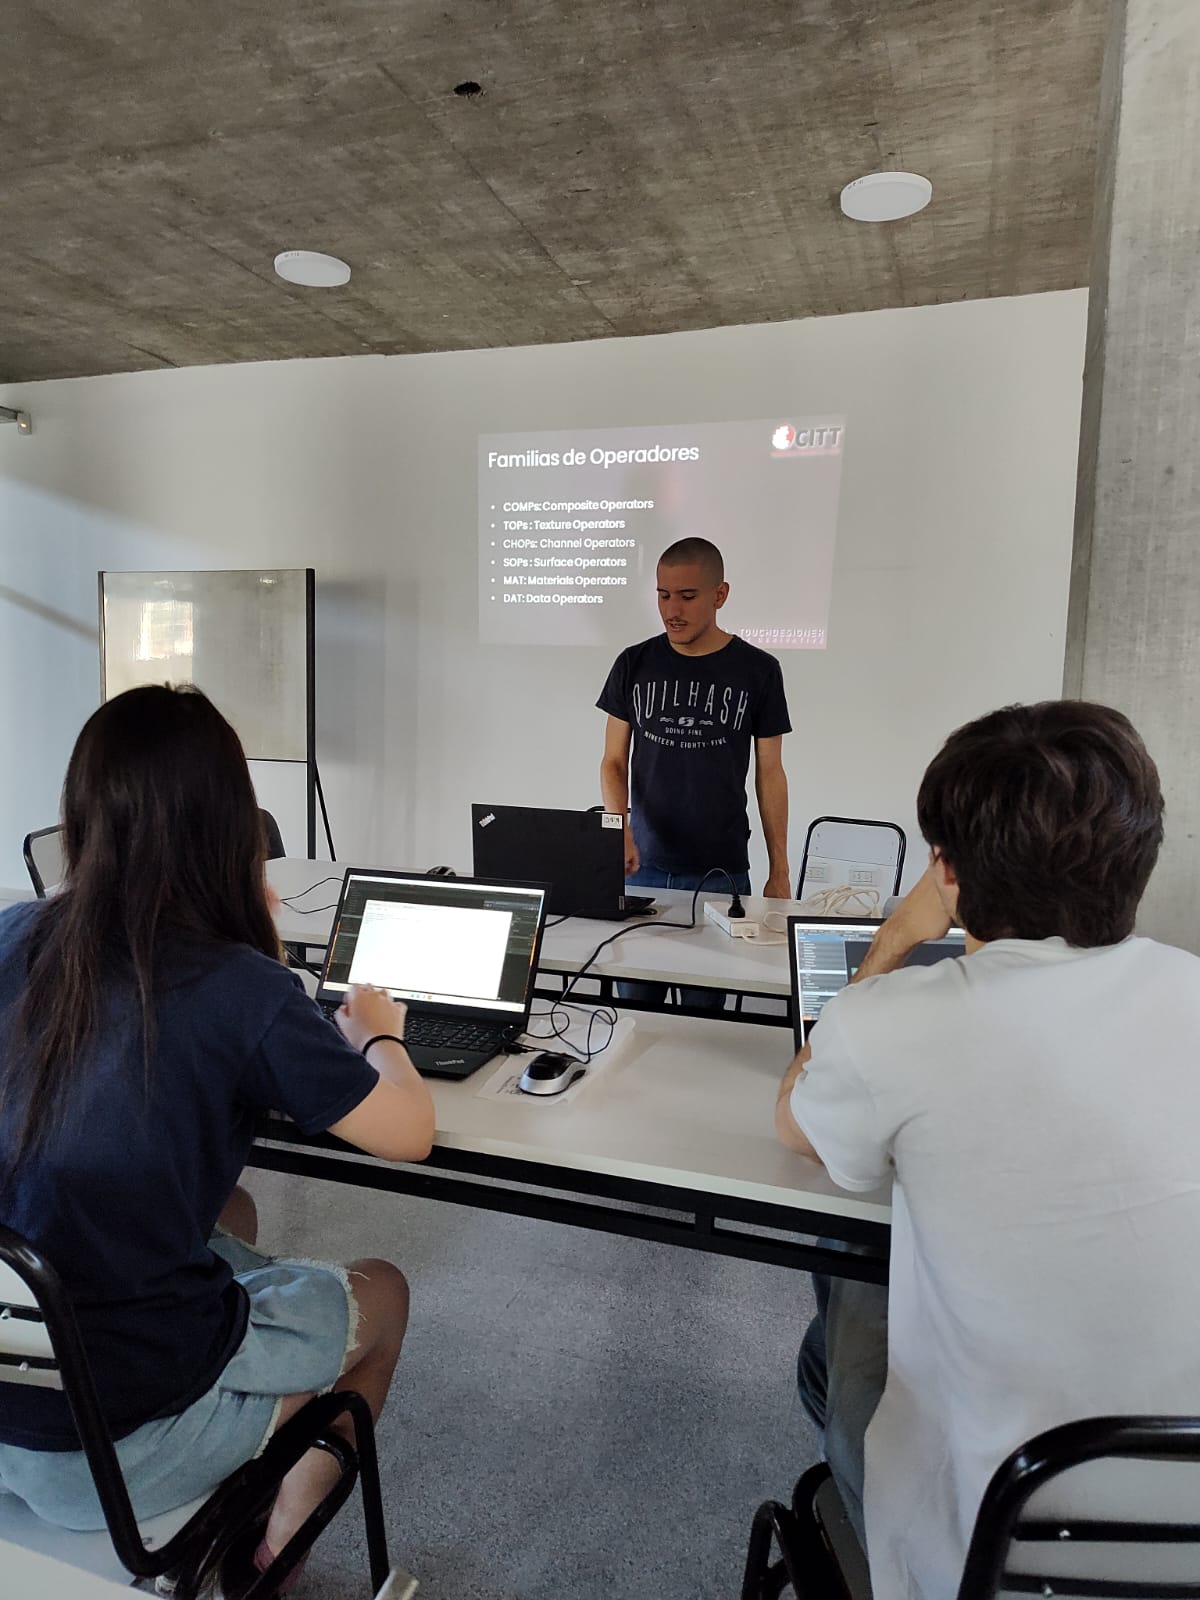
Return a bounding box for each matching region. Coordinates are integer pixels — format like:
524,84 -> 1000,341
471,804 -> 655,920
786,915 -> 967,1050
315,869 -> 548,1079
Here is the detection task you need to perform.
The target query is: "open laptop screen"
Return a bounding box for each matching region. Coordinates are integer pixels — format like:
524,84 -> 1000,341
318,872 -> 547,1018
787,916 -> 966,1050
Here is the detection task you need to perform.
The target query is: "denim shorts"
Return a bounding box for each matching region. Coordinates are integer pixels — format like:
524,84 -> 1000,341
0,1232 -> 356,1530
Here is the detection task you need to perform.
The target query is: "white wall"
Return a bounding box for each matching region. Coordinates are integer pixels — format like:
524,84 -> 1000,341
0,290 -> 1087,894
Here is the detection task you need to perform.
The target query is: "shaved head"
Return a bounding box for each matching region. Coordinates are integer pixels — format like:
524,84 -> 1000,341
658,537 -> 724,585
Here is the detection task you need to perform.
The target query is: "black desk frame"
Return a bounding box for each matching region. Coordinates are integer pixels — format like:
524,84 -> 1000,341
532,971 -> 794,1029
251,1124 -> 889,1285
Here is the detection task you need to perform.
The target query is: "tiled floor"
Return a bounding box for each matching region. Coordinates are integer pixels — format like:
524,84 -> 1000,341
245,1168 -> 820,1600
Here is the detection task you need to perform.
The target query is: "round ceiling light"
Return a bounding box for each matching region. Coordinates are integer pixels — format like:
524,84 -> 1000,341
839,172 -> 932,222
273,250 -> 352,287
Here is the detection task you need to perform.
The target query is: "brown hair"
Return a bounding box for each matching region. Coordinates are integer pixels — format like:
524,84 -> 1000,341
3,685 -> 281,1166
917,701 -> 1163,947
658,537 -> 724,584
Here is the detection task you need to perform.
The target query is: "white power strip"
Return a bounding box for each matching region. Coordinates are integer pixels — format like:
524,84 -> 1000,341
703,899 -> 761,939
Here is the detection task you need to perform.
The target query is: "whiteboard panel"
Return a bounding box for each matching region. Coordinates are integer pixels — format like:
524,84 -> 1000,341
99,569 -> 311,762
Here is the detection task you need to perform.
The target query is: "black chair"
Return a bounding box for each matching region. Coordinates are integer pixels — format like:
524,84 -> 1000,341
742,1463 -> 869,1600
23,810 -> 285,899
260,809 -> 286,861
795,818 -> 907,913
959,1415 -> 1200,1600
0,1223 -> 390,1599
21,826 -> 65,898
743,1416 -> 1200,1600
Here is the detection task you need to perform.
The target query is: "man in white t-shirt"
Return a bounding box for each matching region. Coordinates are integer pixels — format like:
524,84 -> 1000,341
776,700 -> 1200,1600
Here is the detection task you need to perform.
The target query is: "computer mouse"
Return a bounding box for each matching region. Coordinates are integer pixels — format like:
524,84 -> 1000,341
518,1051 -> 586,1096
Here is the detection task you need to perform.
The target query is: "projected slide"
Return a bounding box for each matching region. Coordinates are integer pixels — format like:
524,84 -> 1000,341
478,417 -> 846,648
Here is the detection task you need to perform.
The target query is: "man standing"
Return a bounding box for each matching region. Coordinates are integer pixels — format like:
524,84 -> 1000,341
776,701 -> 1200,1598
597,537 -> 792,916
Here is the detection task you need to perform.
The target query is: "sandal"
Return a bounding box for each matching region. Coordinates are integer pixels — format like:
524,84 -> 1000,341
216,1517 -> 309,1598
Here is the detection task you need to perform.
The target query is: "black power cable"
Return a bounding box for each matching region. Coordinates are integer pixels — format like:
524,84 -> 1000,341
557,866 -> 748,1005
529,866 -> 746,1061
279,875 -> 343,914
523,997 -> 618,1064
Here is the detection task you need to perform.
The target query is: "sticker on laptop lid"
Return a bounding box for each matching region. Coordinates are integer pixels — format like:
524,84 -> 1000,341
601,813 -> 624,829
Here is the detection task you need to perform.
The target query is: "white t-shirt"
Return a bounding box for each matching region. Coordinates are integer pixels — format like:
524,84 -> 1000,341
790,935 -> 1200,1600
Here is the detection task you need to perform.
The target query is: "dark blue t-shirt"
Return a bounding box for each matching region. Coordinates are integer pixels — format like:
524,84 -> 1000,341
597,633 -> 791,875
0,901 -> 378,1450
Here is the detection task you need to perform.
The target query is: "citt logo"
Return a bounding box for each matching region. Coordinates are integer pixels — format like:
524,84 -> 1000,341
771,422 -> 845,456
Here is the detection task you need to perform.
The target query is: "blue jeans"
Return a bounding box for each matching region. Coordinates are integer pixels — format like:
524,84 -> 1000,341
616,867 -> 752,1012
797,1257 -> 889,1551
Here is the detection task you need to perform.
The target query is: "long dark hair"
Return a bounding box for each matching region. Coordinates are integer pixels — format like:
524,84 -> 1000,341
3,685 -> 281,1165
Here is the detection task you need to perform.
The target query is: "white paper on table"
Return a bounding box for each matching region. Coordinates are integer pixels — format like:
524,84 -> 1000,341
474,1013 -> 637,1104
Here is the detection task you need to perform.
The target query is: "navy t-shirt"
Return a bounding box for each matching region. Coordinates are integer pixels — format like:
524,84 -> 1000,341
597,633 -> 791,875
0,901 -> 378,1450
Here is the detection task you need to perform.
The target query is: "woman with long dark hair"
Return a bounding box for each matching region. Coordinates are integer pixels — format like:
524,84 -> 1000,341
0,685 -> 434,1585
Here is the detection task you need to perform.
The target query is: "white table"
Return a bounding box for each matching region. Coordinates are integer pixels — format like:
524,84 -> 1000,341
268,859 -> 797,1001
253,1008 -> 890,1282
269,857 -> 349,943
537,889 -> 794,997
0,1539 -> 136,1594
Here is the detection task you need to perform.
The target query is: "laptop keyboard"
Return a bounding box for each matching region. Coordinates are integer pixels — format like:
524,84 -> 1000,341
320,1002 -> 508,1056
403,1014 -> 509,1053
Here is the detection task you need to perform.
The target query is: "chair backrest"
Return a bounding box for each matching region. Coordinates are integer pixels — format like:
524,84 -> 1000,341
0,1224 -> 387,1591
23,816 -> 285,898
22,827 -> 65,899
0,1224 -> 150,1572
0,1246 -> 60,1391
260,808 -> 286,861
957,1415 -> 1200,1600
796,816 -> 906,915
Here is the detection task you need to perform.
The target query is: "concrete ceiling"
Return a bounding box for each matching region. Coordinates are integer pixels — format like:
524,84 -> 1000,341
0,0 -> 1107,384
